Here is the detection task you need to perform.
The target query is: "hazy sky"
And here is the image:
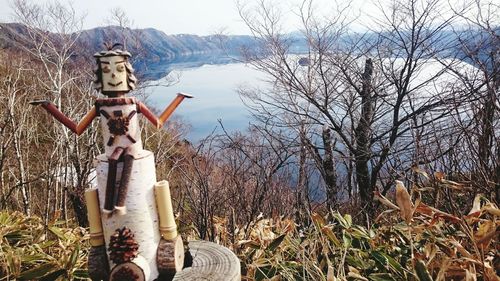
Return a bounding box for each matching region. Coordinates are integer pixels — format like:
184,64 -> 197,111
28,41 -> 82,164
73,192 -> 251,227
0,0 -> 377,35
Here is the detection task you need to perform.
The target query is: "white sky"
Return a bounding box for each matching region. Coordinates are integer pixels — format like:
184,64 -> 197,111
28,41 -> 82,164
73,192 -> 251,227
0,0 -> 381,35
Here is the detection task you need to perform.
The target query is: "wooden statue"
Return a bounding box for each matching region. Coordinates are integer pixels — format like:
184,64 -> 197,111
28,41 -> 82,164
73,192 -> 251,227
31,44 -> 190,281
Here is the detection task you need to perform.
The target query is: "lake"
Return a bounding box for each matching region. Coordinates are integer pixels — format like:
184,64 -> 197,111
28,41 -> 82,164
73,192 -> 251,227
144,57 -> 473,142
146,61 -> 266,141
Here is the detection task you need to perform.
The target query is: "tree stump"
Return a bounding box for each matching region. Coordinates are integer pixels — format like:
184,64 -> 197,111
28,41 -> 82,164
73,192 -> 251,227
173,241 -> 240,281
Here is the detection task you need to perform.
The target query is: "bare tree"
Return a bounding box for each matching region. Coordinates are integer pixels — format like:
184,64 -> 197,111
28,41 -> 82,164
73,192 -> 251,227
443,0 -> 499,200
236,0 -> 468,219
11,0 -> 100,225
0,56 -> 37,215
176,124 -> 296,242
12,0 -> 85,105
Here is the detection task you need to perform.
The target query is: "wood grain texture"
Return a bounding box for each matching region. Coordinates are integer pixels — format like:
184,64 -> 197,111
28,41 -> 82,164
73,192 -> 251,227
109,261 -> 145,281
157,236 -> 184,275
173,241 -> 240,281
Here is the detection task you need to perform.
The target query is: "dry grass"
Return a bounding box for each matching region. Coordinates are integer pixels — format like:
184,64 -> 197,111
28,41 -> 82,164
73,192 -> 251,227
0,212 -> 89,280
202,175 -> 500,281
1,173 -> 498,280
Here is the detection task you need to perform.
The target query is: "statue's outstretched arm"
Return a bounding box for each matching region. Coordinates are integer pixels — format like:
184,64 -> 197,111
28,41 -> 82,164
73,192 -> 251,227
137,92 -> 193,128
30,100 -> 97,135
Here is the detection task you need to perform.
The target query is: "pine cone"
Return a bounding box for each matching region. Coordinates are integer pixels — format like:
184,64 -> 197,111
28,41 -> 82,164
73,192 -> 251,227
108,227 -> 139,264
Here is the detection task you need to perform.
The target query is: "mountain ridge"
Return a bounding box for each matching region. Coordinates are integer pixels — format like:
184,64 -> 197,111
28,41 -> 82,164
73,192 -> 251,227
0,22 -> 256,63
1,22 -> 495,80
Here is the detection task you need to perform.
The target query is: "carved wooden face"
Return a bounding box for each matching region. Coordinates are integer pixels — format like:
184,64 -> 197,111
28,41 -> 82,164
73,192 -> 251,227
100,55 -> 129,92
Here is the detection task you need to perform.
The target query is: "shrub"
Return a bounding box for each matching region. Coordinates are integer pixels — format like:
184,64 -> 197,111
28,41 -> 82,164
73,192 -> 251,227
0,211 -> 89,280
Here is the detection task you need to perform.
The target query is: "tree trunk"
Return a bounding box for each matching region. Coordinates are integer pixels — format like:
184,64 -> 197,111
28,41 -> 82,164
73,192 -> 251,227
322,126 -> 337,210
296,133 -> 309,224
10,114 -> 30,216
96,151 -> 161,280
477,87 -> 496,171
496,141 -> 499,203
69,190 -> 88,227
354,58 -> 374,212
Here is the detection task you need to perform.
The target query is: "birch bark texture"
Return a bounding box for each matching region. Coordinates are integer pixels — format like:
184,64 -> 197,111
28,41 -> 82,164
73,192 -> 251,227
94,150 -> 160,280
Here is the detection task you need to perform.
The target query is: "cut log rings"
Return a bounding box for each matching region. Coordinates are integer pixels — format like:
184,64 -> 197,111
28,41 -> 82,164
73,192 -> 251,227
154,180 -> 185,276
157,235 -> 184,277
109,256 -> 150,281
109,261 -> 146,281
173,241 -> 241,281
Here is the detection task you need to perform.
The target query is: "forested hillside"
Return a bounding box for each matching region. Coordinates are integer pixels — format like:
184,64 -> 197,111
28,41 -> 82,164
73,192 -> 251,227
0,22 -> 254,62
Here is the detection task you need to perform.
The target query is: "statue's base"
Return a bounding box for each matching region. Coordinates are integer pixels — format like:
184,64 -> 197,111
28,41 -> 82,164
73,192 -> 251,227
95,150 -> 160,280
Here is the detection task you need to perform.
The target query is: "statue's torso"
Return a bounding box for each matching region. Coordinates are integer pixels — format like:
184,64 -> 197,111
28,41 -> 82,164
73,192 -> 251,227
96,98 -> 143,158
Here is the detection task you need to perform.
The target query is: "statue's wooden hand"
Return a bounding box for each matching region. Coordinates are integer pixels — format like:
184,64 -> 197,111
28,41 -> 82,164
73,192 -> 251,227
30,100 -> 97,135
138,93 -> 193,128
29,100 -> 51,106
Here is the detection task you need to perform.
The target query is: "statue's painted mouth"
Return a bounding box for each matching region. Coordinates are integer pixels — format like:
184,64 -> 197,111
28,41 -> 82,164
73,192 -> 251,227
108,81 -> 123,87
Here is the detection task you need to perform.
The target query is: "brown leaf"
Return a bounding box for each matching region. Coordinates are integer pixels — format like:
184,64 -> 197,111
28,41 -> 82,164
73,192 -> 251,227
424,243 -> 438,264
412,166 -> 430,179
375,209 -> 397,222
373,191 -> 400,210
415,202 -> 461,223
237,239 -> 261,249
434,171 -> 446,181
327,265 -> 336,281
474,220 -> 497,249
483,266 -> 500,281
395,181 -> 414,223
465,267 -> 477,281
321,226 -> 340,246
483,203 -> 500,217
468,194 -> 484,216
435,258 -> 451,281
311,212 -> 326,227
280,219 -> 295,234
449,239 -> 473,258
441,180 -> 471,191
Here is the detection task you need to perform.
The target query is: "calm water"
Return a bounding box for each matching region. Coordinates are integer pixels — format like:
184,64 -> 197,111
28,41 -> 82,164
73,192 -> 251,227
147,62 -> 266,141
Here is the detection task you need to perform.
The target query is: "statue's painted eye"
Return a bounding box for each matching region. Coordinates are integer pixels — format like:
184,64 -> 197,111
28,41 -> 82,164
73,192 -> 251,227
116,64 -> 125,72
102,65 -> 111,73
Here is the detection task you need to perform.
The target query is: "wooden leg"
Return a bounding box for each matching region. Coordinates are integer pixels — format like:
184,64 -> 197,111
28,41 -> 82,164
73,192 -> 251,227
104,148 -> 125,214
115,153 -> 134,215
103,159 -> 117,213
